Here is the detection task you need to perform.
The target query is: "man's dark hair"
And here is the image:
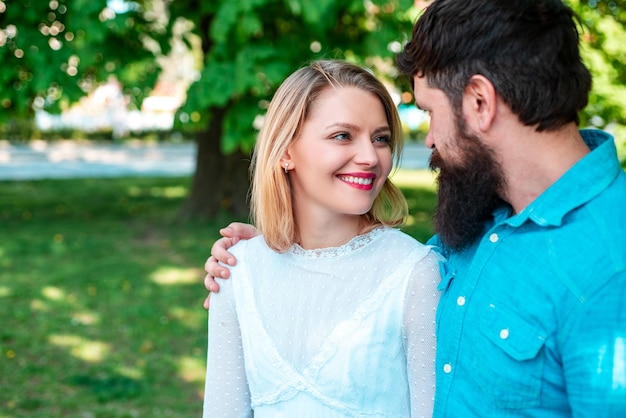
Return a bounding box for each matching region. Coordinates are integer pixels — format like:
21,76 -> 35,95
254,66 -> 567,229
397,0 -> 592,131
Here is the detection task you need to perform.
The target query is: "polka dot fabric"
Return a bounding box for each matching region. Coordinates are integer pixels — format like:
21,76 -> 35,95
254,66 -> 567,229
203,227 -> 440,417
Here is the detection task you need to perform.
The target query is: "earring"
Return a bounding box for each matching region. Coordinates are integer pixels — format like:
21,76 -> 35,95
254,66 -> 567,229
283,163 -> 289,174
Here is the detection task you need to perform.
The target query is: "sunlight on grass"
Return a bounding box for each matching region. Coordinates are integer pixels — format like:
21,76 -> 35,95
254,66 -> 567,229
405,211 -> 432,227
127,186 -> 145,197
71,311 -> 100,326
177,356 -> 206,383
151,266 -> 200,285
392,169 -> 437,229
391,169 -> 436,189
30,299 -> 50,312
151,186 -> 187,198
42,286 -> 65,301
49,334 -> 111,363
169,306 -> 206,329
0,286 -> 10,297
115,365 -> 144,380
126,185 -> 187,198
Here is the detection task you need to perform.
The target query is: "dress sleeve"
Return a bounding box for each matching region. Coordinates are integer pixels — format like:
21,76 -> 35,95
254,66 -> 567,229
403,249 -> 441,418
203,273 -> 252,418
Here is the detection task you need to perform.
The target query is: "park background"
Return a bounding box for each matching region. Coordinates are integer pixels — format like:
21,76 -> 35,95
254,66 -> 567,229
1,1 -> 625,416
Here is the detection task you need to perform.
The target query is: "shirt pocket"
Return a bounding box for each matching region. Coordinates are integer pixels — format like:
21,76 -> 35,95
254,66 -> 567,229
472,304 -> 547,409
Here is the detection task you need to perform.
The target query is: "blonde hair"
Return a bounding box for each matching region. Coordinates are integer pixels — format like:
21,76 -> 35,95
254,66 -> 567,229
251,60 -> 408,252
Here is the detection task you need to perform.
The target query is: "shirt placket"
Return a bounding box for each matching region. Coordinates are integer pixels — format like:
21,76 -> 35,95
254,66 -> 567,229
435,222 -> 512,416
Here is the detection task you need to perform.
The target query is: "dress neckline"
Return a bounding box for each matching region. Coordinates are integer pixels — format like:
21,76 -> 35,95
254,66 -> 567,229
289,227 -> 384,259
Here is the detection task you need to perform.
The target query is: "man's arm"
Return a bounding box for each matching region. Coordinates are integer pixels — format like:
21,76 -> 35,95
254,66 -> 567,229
203,222 -> 259,309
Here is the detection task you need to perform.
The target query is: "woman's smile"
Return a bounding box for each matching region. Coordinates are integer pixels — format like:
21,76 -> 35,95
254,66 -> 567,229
337,173 -> 376,190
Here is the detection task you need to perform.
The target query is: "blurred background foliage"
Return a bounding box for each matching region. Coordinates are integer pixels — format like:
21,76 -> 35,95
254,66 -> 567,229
0,0 -> 625,216
574,0 -> 626,136
0,0 -> 165,120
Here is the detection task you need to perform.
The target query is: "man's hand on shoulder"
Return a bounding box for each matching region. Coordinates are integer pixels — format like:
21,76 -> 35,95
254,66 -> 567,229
203,222 -> 259,309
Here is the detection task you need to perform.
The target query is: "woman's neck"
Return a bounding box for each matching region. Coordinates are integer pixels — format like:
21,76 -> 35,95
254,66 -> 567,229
295,215 -> 366,250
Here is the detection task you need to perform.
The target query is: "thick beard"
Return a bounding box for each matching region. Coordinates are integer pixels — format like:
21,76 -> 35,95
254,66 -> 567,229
430,123 -> 506,252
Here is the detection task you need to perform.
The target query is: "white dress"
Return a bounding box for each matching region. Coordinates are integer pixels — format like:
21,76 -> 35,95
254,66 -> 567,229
203,227 -> 440,418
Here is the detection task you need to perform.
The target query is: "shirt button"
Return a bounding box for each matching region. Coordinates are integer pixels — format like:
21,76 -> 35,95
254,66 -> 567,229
443,363 -> 452,374
489,233 -> 499,243
457,296 -> 466,306
500,329 -> 509,339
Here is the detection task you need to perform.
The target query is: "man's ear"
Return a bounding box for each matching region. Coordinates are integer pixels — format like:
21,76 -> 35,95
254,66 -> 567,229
463,74 -> 497,132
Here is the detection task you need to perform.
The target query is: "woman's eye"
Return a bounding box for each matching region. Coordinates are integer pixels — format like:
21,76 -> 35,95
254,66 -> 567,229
332,132 -> 350,141
373,135 -> 391,145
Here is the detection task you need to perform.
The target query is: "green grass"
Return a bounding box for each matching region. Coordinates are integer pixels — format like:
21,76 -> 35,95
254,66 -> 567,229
0,172 -> 436,417
393,169 -> 437,242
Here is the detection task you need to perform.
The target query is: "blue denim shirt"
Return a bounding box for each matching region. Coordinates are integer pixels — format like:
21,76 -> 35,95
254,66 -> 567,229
430,129 -> 626,417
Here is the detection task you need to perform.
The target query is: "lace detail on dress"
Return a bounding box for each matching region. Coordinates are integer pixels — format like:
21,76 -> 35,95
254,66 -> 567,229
290,227 -> 384,259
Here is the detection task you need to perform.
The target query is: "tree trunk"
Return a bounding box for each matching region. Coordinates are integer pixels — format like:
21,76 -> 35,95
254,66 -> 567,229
178,106 -> 251,219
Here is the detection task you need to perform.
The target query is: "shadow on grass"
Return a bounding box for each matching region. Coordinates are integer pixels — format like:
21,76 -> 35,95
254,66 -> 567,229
0,177 -> 248,417
68,372 -> 144,402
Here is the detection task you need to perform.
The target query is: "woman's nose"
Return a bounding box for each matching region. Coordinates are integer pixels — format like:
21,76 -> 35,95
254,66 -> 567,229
354,139 -> 379,166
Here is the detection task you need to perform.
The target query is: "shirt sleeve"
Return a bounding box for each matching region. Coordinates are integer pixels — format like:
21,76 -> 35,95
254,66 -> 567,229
562,272 -> 626,416
403,249 -> 441,418
203,273 -> 252,418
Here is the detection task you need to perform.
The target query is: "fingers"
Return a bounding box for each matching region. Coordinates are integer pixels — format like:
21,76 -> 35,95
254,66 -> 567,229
202,263 -> 216,310
202,222 -> 256,310
209,237 -> 237,267
203,257 -> 220,310
220,222 -> 259,240
204,266 -> 222,291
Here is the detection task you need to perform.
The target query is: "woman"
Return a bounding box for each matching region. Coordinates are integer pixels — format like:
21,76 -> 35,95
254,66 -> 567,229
203,60 -> 440,417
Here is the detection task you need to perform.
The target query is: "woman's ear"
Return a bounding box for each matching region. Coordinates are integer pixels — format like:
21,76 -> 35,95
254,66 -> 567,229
280,153 -> 294,173
463,74 -> 497,132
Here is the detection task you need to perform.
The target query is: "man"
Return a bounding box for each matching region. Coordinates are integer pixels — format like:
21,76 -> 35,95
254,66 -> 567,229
204,0 -> 626,415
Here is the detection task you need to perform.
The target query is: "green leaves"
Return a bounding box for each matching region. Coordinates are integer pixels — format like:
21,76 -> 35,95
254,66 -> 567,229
0,0 -> 168,122
188,62 -> 236,109
210,0 -> 268,43
300,0 -> 339,26
171,0 -> 419,153
570,0 -> 626,129
222,98 -> 262,153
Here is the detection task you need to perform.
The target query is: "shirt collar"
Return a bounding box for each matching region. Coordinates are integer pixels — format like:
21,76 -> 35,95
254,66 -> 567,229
506,129 -> 621,228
